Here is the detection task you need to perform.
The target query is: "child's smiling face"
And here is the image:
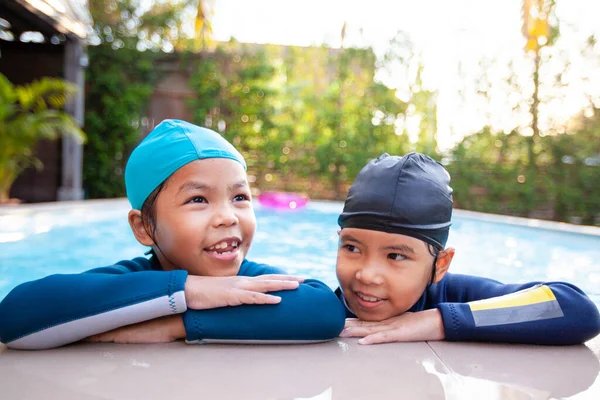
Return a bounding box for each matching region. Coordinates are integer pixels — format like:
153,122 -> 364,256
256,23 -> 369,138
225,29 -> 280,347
336,228 -> 453,321
148,158 -> 256,276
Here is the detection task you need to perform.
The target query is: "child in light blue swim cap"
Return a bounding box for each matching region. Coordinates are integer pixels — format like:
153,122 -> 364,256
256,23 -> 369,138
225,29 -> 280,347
0,120 -> 344,349
124,119 -> 257,278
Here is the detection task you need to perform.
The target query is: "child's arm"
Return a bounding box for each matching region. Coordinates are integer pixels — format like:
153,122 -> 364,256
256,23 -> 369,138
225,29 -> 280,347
180,260 -> 346,343
433,274 -> 600,345
181,278 -> 345,343
87,262 -> 346,344
0,258 -> 188,349
0,259 -> 302,349
342,274 -> 600,345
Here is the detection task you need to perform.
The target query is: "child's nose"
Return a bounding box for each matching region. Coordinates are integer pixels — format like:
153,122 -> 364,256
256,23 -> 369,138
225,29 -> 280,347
355,262 -> 384,285
212,204 -> 239,227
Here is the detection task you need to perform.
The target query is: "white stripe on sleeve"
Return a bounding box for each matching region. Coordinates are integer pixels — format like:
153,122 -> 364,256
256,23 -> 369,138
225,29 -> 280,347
7,291 -> 186,350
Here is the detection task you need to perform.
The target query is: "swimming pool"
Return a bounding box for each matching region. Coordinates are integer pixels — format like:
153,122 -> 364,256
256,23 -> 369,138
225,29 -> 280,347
1,199 -> 599,307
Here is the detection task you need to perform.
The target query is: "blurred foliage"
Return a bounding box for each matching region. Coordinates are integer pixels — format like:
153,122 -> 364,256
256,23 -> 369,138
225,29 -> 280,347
382,32 -> 438,157
441,0 -> 599,225
83,0 -> 195,198
83,44 -> 158,198
447,110 -> 600,225
0,74 -> 84,202
522,0 -> 559,52
188,40 -> 407,198
80,2 -> 599,225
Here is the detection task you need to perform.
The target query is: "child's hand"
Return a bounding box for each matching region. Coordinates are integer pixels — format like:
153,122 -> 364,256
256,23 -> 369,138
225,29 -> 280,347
339,309 -> 445,345
86,315 -> 186,344
184,274 -> 304,310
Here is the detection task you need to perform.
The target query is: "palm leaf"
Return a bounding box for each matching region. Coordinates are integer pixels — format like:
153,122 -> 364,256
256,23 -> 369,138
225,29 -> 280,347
0,73 -> 86,202
17,78 -> 79,113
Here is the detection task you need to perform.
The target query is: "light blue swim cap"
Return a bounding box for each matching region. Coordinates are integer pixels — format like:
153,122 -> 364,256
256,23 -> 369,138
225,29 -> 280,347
125,119 -> 246,210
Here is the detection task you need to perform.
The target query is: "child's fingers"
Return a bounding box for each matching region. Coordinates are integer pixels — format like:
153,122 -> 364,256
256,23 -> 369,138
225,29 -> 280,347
243,279 -> 300,293
343,318 -> 382,329
358,329 -> 402,345
339,324 -> 391,338
253,274 -> 305,283
240,291 -> 282,305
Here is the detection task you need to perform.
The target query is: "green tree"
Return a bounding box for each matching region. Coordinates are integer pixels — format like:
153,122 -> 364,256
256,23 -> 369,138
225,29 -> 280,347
546,108 -> 600,224
447,128 -> 534,215
520,0 -> 560,213
381,31 -> 438,156
309,43 -> 407,198
83,45 -> 158,198
446,1 -> 600,223
83,0 -> 203,198
0,74 -> 84,202
188,42 -> 277,187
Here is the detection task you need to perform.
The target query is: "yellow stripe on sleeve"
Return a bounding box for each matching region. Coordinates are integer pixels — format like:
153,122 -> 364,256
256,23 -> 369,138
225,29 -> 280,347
469,285 -> 556,312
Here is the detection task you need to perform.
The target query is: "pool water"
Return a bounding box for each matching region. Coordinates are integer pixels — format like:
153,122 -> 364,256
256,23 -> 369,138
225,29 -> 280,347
1,200 -> 599,307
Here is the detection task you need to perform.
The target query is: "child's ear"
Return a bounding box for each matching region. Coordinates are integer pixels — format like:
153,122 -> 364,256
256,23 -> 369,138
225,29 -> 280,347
128,209 -> 155,247
433,247 -> 455,283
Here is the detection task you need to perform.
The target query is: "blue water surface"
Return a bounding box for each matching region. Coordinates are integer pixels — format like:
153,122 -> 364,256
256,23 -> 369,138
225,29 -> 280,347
1,200 -> 599,307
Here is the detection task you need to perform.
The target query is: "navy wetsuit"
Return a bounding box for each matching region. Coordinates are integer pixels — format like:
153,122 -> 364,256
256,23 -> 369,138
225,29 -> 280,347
0,257 -> 345,349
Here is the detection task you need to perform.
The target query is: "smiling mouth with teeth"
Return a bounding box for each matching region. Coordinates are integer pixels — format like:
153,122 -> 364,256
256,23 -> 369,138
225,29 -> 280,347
206,240 -> 240,255
355,291 -> 384,303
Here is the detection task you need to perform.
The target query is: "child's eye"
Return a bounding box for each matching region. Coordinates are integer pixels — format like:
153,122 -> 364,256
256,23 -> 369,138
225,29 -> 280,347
388,253 -> 407,261
342,244 -> 360,253
233,194 -> 250,202
188,196 -> 207,204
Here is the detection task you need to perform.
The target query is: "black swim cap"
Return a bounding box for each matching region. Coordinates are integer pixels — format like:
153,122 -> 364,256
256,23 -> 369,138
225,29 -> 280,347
338,152 -> 453,249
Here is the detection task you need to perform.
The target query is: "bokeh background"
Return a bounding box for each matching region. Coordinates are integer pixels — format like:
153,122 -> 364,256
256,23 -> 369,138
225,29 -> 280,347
1,0 -> 598,225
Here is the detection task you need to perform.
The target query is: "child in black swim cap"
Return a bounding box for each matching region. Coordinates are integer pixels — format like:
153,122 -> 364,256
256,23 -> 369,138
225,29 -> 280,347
336,153 -> 600,345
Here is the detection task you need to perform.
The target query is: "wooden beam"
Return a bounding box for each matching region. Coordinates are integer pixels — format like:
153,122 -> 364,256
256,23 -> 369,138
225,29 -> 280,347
57,38 -> 85,201
14,0 -> 87,39
0,0 -> 59,37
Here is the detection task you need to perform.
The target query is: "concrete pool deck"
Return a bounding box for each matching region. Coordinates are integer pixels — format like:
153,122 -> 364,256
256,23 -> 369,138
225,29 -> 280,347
1,199 -> 599,398
1,336 -> 599,399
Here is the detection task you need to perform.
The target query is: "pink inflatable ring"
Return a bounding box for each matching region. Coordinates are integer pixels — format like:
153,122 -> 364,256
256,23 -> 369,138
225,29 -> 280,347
258,192 -> 309,210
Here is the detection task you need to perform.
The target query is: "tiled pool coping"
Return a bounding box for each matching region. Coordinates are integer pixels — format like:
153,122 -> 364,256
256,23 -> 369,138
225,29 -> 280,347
0,336 -> 599,399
